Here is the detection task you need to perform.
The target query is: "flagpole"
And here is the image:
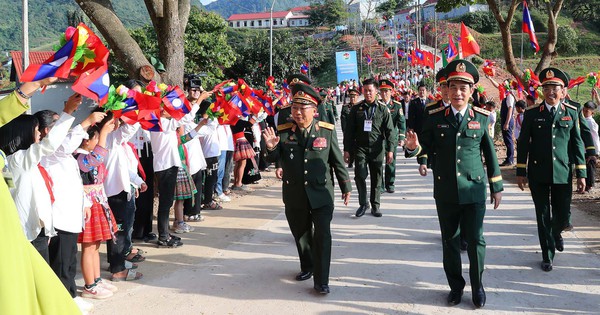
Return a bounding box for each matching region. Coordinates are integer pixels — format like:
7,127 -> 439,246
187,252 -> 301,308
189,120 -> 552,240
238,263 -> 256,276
520,5 -> 524,70
433,10 -> 437,76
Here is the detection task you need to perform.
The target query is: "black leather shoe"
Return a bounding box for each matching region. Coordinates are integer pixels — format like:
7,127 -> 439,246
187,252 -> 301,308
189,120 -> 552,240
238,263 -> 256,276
295,271 -> 313,281
563,224 -> 574,232
447,290 -> 463,306
371,207 -> 382,217
313,284 -> 330,294
472,287 -> 486,308
460,239 -> 468,251
386,187 -> 395,193
355,205 -> 369,217
541,261 -> 553,272
555,234 -> 564,252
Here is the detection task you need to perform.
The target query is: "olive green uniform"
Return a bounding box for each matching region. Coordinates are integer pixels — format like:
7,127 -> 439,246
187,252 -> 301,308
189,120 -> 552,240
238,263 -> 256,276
406,105 -> 503,293
382,100 -> 406,191
516,102 -> 587,264
265,120 -> 352,286
340,103 -> 352,134
344,100 -> 395,210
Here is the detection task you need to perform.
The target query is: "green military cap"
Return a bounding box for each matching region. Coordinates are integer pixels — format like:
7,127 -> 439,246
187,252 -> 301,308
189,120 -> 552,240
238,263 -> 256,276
286,73 -> 312,86
319,89 -> 328,97
347,88 -> 361,95
539,67 -> 569,87
446,59 -> 479,84
379,79 -> 394,90
435,67 -> 447,84
290,82 -> 321,106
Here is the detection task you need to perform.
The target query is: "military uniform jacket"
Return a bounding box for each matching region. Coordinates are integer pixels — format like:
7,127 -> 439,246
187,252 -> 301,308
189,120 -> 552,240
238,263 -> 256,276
277,106 -> 292,126
516,102 -> 587,183
340,103 -> 353,133
384,100 -> 407,141
406,105 -> 504,204
565,99 -> 597,157
265,120 -> 352,209
343,100 -> 396,154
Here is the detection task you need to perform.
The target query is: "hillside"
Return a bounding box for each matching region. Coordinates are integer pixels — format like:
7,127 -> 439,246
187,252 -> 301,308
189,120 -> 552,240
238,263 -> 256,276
205,0 -> 308,19
0,0 -> 203,51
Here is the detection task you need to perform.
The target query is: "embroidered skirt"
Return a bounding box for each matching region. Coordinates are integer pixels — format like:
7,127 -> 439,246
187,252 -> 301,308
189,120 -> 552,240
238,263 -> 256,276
78,184 -> 117,243
174,167 -> 197,200
233,138 -> 255,162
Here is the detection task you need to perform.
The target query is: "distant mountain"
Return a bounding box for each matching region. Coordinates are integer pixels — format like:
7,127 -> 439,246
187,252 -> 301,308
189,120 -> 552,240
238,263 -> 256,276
0,0 -> 203,51
205,0 -> 309,19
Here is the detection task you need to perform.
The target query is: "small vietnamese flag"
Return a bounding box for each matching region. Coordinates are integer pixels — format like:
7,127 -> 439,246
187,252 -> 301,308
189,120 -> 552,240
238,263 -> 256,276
383,51 -> 392,59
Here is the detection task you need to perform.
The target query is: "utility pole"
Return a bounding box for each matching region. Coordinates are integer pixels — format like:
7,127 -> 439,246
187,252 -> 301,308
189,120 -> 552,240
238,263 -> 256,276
269,0 -> 277,77
307,47 -> 311,80
22,0 -> 29,79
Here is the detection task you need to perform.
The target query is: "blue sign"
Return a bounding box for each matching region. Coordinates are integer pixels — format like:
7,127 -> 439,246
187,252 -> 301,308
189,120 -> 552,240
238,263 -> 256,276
335,51 -> 359,84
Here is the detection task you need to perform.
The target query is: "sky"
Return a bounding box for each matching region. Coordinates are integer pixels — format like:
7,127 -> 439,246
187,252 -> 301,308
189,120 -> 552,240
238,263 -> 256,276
199,0 -> 216,5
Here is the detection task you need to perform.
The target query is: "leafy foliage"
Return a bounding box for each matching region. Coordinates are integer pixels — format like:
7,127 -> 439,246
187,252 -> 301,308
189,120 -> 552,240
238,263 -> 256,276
375,0 -> 411,21
556,25 -> 578,56
452,11 -> 499,33
307,0 -> 349,28
511,6 -> 548,33
109,8 -> 235,87
568,0 -> 600,26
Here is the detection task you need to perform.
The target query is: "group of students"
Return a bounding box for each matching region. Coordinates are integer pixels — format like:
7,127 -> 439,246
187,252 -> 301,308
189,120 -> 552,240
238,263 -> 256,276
0,77 -> 272,313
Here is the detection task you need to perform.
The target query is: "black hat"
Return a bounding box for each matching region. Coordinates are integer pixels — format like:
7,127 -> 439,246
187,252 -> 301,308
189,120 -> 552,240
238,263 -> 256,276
539,67 -> 569,87
379,79 -> 394,90
446,59 -> 479,84
584,101 -> 597,110
290,83 -> 320,106
435,67 -> 447,84
286,73 -> 312,86
347,88 -> 361,96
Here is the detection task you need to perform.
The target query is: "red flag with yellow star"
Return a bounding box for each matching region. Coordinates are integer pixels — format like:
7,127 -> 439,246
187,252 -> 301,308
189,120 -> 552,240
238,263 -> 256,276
459,22 -> 480,58
70,23 -> 109,77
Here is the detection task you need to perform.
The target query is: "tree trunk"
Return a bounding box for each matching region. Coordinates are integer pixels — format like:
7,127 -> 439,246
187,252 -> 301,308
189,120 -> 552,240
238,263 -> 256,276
487,0 -> 523,80
534,0 -> 563,73
76,0 -> 191,86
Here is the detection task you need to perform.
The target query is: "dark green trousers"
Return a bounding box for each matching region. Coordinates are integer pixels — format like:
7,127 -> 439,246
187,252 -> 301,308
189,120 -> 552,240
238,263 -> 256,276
382,144 -> 398,191
354,149 -> 384,208
435,200 -> 486,292
285,200 -> 334,286
528,182 -> 571,263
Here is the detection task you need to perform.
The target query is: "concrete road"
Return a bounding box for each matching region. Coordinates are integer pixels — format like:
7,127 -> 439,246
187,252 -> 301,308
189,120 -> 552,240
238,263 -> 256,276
89,124 -> 600,315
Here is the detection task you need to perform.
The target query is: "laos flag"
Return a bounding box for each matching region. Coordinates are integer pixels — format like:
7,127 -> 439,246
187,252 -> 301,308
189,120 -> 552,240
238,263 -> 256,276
162,86 -> 191,120
21,30 -> 79,82
71,65 -> 110,105
522,1 -> 539,53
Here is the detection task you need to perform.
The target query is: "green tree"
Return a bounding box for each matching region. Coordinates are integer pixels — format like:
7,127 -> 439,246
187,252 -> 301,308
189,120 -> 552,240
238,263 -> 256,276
110,7 -> 235,87
375,0 -> 411,21
308,0 -> 349,27
556,25 -> 578,55
569,0 -> 600,26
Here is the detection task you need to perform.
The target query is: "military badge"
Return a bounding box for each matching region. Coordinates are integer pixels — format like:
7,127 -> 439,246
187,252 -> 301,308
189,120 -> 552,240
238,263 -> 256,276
437,124 -> 449,128
467,121 -> 481,129
313,137 -> 327,148
560,116 -> 572,121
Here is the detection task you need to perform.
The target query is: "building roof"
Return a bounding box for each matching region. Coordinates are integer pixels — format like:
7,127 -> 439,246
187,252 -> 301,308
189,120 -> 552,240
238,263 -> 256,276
10,51 -> 74,83
289,14 -> 308,19
423,0 -> 437,6
228,11 -> 290,21
290,6 -> 310,12
396,7 -> 413,15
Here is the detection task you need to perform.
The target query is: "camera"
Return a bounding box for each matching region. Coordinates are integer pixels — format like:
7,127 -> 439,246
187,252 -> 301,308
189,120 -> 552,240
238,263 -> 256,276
184,74 -> 203,90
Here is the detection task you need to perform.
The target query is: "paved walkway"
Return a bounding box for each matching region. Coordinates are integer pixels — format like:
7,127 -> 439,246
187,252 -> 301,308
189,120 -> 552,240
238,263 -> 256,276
90,122 -> 600,314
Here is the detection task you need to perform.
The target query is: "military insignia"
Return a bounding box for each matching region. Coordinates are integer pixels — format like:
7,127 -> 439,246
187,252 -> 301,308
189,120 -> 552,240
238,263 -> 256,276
290,153 -> 294,159
437,124 -> 449,128
297,91 -> 306,97
468,121 -> 481,129
291,78 -> 300,84
547,70 -> 554,78
456,62 -> 466,73
313,137 -> 327,148
286,141 -> 298,145
472,106 -> 491,116
561,116 -> 572,121
534,118 -> 545,122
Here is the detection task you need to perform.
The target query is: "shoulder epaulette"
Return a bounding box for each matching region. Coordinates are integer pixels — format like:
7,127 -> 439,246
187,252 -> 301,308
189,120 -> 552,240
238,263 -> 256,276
392,100 -> 402,105
526,104 -> 541,111
318,121 -> 335,130
563,102 -> 577,111
472,106 -> 491,116
565,99 -> 581,107
277,123 -> 294,131
426,101 -> 438,107
429,106 -> 445,115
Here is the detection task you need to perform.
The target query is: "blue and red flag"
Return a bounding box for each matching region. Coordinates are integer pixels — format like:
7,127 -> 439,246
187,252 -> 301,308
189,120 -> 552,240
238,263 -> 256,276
414,49 -> 425,63
365,54 -> 372,65
21,30 -> 79,82
447,35 -> 457,61
300,62 -> 309,74
71,65 -> 110,105
397,49 -> 405,57
522,1 -> 540,53
253,90 -> 275,116
162,86 -> 191,120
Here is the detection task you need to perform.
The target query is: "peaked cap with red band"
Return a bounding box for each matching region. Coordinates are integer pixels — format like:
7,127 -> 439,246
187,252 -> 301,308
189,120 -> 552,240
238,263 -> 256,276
290,83 -> 321,106
539,67 -> 569,87
446,59 -> 479,84
378,79 -> 394,90
435,67 -> 447,84
286,73 -> 312,86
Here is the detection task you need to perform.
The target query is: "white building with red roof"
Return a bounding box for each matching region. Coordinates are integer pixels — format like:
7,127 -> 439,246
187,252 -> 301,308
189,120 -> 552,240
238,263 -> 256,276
227,6 -> 310,29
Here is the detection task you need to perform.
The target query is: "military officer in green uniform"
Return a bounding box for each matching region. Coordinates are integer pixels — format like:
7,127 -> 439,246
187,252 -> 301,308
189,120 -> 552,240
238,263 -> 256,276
379,79 -> 406,193
405,59 -> 503,308
318,90 -> 336,124
427,67 -> 451,110
276,73 -> 312,127
263,83 -> 352,295
516,67 -> 587,272
343,78 -> 395,218
341,88 -> 361,168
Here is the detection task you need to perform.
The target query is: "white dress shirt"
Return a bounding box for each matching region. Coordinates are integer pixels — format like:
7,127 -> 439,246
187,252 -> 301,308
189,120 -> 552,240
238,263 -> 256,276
216,125 -> 234,151
8,113 -> 74,240
183,122 -> 207,175
103,123 -> 141,198
198,118 -> 221,159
